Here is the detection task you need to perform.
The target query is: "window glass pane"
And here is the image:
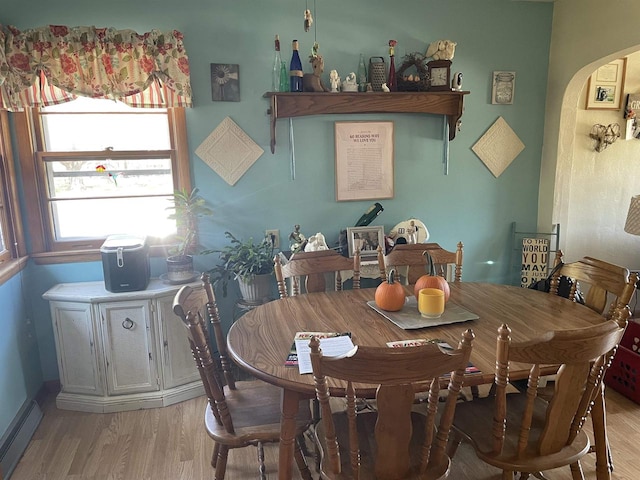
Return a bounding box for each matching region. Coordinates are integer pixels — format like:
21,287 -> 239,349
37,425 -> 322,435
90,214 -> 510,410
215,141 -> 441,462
41,113 -> 169,151
41,97 -> 169,151
51,197 -> 174,239
45,158 -> 173,199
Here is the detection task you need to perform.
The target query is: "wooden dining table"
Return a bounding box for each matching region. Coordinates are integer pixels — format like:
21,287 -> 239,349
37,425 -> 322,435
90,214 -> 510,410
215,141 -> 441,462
227,282 -> 611,480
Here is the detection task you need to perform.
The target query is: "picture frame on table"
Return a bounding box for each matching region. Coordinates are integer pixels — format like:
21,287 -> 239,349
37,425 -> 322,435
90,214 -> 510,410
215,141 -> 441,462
347,226 -> 385,258
585,58 -> 627,110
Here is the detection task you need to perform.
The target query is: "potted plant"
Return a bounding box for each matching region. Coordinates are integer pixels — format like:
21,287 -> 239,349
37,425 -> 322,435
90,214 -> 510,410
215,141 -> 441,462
209,231 -> 275,303
165,188 -> 213,283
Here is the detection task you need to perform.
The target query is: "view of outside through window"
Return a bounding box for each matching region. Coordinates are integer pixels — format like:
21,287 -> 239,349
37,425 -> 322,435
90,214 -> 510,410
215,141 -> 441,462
40,97 -> 176,240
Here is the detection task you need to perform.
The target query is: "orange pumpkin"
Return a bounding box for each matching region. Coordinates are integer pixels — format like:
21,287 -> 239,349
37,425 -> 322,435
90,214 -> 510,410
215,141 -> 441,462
413,251 -> 450,301
414,275 -> 450,301
375,269 -> 406,312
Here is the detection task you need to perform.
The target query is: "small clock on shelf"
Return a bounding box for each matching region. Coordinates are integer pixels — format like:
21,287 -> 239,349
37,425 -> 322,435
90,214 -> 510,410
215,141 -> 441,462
427,60 -> 452,91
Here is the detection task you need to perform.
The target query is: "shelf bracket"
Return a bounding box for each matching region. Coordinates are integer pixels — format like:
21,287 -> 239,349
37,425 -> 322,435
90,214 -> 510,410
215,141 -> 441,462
268,95 -> 278,154
443,115 -> 450,175
289,118 -> 296,180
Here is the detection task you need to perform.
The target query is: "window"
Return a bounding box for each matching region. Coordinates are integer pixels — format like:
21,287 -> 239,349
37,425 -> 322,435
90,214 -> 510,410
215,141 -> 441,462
0,110 -> 25,268
18,97 -> 191,260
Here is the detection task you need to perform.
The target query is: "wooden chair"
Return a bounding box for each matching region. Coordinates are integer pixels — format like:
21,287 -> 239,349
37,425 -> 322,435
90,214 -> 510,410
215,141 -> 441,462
309,328 -> 475,479
172,273 -> 313,480
447,312 -> 628,480
274,249 -> 361,297
380,242 -> 463,285
549,250 -> 637,320
546,250 -> 638,477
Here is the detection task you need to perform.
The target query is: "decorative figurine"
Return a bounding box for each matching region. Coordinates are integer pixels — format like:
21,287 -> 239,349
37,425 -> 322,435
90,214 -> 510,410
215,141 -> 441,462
303,54 -> 330,92
452,72 -> 463,91
342,72 -> 358,92
329,70 -> 341,93
381,82 -> 390,92
305,232 -> 329,251
304,9 -> 313,32
289,224 -> 308,253
425,39 -> 457,61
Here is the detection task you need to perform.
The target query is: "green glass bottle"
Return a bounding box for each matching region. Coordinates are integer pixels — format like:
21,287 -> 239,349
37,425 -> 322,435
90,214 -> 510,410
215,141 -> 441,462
279,57 -> 289,92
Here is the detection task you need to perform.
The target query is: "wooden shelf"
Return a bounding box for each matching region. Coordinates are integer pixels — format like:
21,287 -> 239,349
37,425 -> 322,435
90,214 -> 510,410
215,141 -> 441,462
264,91 -> 469,153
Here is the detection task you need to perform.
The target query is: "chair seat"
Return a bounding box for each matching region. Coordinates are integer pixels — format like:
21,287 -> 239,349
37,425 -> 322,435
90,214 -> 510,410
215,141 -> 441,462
452,392 -> 590,473
205,379 -> 312,447
315,410 -> 450,480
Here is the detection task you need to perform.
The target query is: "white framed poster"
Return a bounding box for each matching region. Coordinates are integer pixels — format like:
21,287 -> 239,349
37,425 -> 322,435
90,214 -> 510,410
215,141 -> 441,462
334,121 -> 394,201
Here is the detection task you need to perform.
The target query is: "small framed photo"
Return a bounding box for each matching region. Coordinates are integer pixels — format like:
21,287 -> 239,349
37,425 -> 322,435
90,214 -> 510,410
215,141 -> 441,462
585,58 -> 627,110
346,226 -> 385,258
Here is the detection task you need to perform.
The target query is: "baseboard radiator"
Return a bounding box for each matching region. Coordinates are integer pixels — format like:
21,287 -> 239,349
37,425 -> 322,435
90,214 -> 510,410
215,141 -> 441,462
0,399 -> 43,479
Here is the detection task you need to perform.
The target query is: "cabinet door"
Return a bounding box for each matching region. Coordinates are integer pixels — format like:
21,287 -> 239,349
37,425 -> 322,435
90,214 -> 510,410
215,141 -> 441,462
99,301 -> 159,395
51,301 -> 103,395
157,295 -> 200,388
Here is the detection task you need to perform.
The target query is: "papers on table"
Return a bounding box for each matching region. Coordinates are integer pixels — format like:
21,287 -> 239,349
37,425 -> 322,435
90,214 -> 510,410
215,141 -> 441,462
294,335 -> 356,374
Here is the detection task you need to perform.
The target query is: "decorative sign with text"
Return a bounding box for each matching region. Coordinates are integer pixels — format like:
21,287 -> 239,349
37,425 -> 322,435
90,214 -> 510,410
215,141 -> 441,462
520,238 -> 549,288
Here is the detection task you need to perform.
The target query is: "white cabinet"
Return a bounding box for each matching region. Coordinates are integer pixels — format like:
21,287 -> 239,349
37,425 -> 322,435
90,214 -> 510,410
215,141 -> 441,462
44,279 -> 204,413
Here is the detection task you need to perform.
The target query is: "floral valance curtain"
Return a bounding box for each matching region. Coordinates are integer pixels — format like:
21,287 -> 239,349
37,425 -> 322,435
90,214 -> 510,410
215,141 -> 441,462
0,24 -> 192,110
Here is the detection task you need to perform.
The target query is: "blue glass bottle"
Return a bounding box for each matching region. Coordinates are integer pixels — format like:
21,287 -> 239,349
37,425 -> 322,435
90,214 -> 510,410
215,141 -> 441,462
289,40 -> 303,92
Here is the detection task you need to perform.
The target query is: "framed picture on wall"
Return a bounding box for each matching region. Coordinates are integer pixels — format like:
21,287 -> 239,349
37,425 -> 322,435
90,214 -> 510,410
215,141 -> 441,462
585,58 -> 627,110
346,226 -> 385,258
335,121 -> 394,201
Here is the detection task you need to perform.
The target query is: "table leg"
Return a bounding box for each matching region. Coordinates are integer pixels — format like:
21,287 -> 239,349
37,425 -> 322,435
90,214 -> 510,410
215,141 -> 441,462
279,388 -> 301,480
591,384 -> 612,480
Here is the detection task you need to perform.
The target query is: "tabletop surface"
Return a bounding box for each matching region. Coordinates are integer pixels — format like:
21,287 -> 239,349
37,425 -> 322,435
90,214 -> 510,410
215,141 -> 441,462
227,283 -> 604,394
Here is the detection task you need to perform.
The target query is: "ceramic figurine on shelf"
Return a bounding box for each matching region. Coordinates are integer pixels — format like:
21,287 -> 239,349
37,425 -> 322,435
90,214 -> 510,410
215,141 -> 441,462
330,70 -> 341,93
342,72 -> 358,92
303,54 -> 329,92
452,72 -> 463,91
425,39 -> 457,61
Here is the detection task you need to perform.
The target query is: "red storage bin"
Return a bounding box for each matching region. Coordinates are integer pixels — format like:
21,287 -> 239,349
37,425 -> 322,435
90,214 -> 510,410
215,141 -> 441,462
605,320 -> 640,404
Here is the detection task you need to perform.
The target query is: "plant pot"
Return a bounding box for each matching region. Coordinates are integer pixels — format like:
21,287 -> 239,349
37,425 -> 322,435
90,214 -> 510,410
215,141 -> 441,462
166,255 -> 196,283
238,273 -> 272,304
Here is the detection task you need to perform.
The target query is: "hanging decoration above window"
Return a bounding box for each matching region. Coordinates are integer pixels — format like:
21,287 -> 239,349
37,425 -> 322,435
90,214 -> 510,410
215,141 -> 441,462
0,24 -> 192,111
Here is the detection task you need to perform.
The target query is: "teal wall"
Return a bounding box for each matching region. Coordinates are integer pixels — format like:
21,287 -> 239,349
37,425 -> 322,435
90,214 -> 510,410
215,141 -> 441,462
1,0 -> 552,441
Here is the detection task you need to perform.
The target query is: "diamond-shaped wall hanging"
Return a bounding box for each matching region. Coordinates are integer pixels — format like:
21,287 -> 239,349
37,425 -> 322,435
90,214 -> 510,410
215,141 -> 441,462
195,117 -> 264,186
472,116 -> 525,178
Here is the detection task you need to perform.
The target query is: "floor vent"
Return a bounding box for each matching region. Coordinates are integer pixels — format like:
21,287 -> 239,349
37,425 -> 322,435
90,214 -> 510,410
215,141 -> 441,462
0,399 -> 43,479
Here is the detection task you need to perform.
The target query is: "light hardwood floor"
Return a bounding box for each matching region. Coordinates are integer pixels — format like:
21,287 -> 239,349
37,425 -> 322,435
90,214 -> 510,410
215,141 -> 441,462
9,387 -> 640,480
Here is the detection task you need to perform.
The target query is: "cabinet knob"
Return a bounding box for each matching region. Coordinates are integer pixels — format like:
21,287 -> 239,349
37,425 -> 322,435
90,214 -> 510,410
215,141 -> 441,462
122,318 -> 134,329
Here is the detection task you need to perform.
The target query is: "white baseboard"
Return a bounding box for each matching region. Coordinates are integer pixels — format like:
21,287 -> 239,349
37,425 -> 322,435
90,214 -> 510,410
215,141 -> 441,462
0,399 -> 43,479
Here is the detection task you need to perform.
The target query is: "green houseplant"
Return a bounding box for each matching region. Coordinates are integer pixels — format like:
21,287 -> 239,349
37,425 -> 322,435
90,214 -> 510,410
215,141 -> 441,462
165,188 -> 213,283
209,231 -> 275,303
